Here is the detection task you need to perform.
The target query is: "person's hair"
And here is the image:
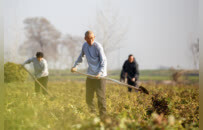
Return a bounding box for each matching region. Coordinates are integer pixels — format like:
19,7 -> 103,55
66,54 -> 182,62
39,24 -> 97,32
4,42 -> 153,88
36,52 -> 44,58
128,54 -> 133,58
85,30 -> 94,37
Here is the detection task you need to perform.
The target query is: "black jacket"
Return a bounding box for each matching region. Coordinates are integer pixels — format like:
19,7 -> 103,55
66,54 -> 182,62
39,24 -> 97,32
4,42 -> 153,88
121,59 -> 139,80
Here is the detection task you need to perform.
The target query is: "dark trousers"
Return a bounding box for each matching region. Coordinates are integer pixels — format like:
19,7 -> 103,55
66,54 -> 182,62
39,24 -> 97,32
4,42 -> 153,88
86,77 -> 106,116
127,79 -> 137,92
35,76 -> 48,94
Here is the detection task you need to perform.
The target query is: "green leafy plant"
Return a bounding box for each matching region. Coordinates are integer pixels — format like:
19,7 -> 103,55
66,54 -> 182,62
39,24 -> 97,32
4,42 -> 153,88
4,62 -> 28,83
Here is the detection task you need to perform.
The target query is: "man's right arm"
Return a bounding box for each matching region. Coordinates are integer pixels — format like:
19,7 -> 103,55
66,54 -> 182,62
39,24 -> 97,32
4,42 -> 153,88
71,47 -> 85,72
22,57 -> 33,66
122,61 -> 128,83
122,61 -> 128,75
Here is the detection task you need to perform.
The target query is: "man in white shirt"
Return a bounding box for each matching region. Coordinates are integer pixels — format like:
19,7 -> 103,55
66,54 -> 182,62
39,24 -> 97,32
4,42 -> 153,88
22,52 -> 49,94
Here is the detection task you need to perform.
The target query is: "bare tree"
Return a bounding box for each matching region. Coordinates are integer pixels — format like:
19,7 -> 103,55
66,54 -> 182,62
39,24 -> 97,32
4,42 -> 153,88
190,38 -> 199,69
19,17 -> 61,67
90,3 -> 129,56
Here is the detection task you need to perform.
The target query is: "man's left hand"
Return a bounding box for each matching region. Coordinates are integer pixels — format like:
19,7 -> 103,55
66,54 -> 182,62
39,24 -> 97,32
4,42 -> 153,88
132,78 -> 135,82
95,73 -> 101,79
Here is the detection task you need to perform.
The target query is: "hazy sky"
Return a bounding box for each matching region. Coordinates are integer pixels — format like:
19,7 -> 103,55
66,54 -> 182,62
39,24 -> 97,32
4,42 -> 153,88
4,0 -> 199,69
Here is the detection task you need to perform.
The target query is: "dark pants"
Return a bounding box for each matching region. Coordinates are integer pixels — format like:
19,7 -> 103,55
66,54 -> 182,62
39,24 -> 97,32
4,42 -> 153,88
86,77 -> 106,116
35,76 -> 48,94
127,78 -> 137,92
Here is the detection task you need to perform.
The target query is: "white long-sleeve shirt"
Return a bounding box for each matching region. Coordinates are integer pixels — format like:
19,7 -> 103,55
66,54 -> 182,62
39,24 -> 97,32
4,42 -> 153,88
73,41 -> 107,77
23,57 -> 49,78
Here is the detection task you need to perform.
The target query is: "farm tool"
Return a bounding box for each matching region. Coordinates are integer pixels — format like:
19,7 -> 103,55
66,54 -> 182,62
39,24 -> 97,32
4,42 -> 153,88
74,71 -> 149,95
20,65 -> 56,100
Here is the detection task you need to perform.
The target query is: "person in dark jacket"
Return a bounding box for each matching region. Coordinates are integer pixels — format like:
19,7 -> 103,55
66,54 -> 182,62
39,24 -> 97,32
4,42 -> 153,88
121,54 -> 139,92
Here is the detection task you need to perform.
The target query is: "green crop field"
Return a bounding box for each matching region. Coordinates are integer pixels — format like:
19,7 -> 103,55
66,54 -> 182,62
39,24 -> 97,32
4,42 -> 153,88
4,72 -> 199,129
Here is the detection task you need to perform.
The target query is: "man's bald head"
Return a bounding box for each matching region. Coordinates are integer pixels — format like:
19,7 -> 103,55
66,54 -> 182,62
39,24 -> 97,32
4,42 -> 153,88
85,30 -> 94,37
85,30 -> 95,45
